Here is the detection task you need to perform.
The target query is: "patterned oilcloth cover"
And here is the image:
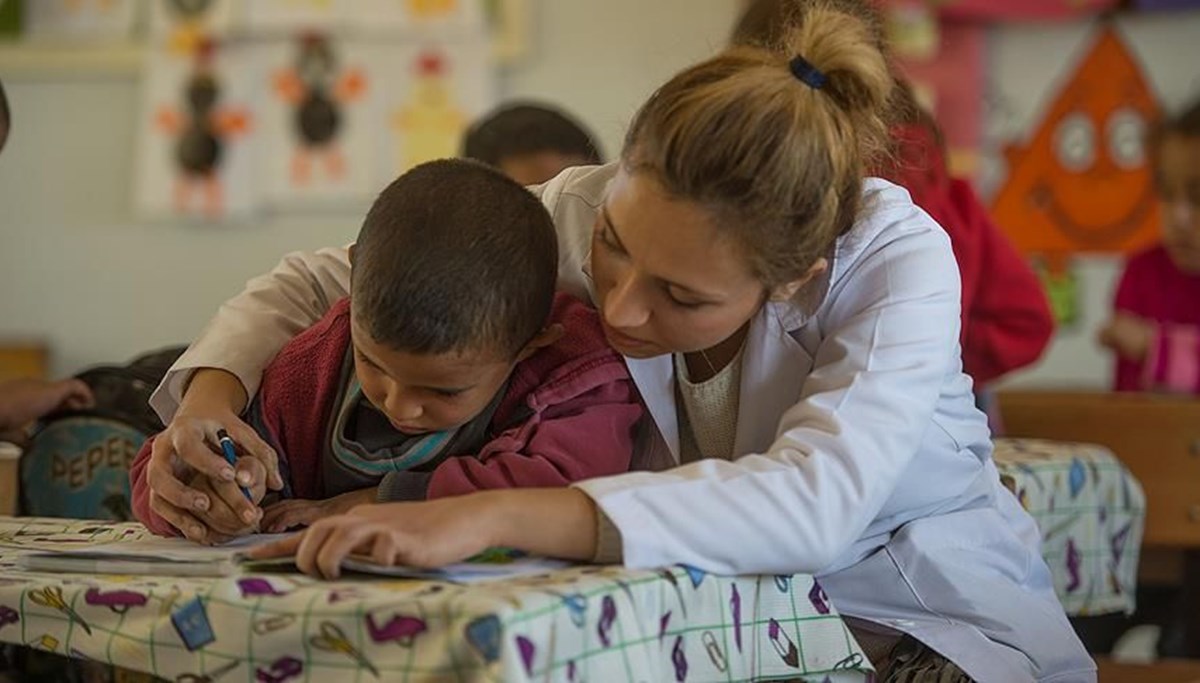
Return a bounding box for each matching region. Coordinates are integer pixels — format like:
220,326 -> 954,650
0,517 -> 872,682
993,438 -> 1146,617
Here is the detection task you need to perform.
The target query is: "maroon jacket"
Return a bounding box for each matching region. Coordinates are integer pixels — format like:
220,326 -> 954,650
132,293 -> 642,536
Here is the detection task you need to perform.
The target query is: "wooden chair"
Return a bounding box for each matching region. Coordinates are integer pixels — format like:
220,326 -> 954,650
997,391 -> 1200,675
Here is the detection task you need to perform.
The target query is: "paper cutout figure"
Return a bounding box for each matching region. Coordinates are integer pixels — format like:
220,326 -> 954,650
1034,260 -> 1081,327
274,34 -> 366,186
991,27 -> 1162,271
393,51 -> 467,171
165,0 -> 213,53
407,0 -> 458,19
154,42 -> 251,219
892,21 -> 987,177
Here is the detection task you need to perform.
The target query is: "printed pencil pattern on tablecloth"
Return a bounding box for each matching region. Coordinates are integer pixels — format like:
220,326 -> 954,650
0,517 -> 872,682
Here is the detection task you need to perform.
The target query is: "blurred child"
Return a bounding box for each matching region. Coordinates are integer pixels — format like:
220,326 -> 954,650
1100,98 -> 1200,393
461,101 -> 603,185
883,87 -> 1055,388
130,159 -> 642,540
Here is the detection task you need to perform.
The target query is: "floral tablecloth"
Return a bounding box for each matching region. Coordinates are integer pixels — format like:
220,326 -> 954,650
0,517 -> 872,682
994,438 -> 1146,617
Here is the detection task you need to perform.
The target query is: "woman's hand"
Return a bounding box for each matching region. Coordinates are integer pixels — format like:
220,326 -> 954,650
250,488 -> 602,580
145,369 -> 283,542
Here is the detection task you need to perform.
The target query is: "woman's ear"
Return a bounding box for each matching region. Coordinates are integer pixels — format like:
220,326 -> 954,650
516,324 -> 565,362
769,257 -> 828,302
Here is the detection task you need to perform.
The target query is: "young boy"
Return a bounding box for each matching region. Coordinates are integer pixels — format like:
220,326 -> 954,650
130,159 -> 642,538
461,101 -> 603,186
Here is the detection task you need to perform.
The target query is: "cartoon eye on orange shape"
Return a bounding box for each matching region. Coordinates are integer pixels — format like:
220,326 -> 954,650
1054,112 -> 1097,173
1106,107 -> 1147,170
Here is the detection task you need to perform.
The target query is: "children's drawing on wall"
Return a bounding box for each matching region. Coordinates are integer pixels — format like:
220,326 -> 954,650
23,0 -> 137,41
374,43 -> 493,180
394,51 -> 467,170
886,6 -> 986,178
990,26 -> 1162,326
262,34 -> 372,205
408,0 -> 458,20
150,0 -> 239,52
135,40 -> 256,222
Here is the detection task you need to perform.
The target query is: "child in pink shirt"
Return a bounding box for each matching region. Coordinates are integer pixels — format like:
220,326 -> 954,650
1100,98 -> 1200,392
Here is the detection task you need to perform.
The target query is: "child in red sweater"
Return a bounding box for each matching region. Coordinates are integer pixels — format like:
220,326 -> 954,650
1100,98 -> 1200,392
883,91 -> 1055,388
131,160 -> 642,539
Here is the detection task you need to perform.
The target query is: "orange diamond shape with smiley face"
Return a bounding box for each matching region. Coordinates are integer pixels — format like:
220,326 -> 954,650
991,26 -> 1162,270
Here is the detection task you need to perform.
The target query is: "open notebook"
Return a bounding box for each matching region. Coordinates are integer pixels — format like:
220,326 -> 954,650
16,535 -> 569,582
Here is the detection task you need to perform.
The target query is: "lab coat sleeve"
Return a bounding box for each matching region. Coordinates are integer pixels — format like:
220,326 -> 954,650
149,246 -> 352,422
575,223 -> 963,575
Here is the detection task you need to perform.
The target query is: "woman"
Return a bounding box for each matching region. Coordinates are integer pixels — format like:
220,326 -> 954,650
140,2 -> 1091,680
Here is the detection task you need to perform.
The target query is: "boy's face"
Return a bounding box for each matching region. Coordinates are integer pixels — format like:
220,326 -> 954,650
349,315 -> 517,435
1156,134 -> 1200,274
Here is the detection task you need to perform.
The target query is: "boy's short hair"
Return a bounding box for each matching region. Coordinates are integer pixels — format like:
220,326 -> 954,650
352,159 -> 558,359
461,102 -> 603,167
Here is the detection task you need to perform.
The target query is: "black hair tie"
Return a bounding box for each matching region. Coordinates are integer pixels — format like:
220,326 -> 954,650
789,55 -> 827,90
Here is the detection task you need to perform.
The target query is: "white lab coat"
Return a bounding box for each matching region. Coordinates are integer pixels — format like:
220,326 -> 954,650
152,164 -> 1094,682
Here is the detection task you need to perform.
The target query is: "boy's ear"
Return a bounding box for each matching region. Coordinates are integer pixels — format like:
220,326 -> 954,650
515,323 -> 565,363
348,243 -> 357,267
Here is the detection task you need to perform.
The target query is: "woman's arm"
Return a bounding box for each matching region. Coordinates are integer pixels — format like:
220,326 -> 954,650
139,247 -> 350,540
577,217 -> 964,575
150,246 -> 352,421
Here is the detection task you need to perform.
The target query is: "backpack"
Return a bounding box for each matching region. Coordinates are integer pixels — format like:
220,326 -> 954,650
18,346 -> 186,520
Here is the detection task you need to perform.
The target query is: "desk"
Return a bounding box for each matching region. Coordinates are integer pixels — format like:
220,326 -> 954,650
0,517 -> 872,682
993,438 -> 1146,617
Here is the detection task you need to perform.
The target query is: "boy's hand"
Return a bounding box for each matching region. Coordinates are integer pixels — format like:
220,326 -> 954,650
261,488 -> 378,534
181,465 -> 268,544
1098,313 -> 1155,362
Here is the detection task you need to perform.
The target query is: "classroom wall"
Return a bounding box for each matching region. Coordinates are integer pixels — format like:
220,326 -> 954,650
983,12 -> 1200,389
1,3 -> 1198,387
0,1 -> 739,378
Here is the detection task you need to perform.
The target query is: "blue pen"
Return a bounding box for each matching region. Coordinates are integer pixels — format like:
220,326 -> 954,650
216,429 -> 253,502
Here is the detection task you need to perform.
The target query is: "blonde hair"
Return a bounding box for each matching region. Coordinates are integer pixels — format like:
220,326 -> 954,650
623,0 -> 894,288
